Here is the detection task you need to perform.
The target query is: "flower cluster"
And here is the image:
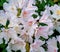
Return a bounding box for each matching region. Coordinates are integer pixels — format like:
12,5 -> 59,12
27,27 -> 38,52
0,0 -> 60,52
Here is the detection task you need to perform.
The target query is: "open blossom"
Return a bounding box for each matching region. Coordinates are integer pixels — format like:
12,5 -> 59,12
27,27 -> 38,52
3,0 -> 29,15
0,0 -> 60,52
47,37 -> 58,52
0,28 -> 18,44
7,14 -> 18,27
3,0 -> 37,17
26,0 -> 37,10
35,10 -> 54,39
50,4 -> 60,19
3,0 -> 37,28
3,2 -> 17,16
30,40 -> 45,52
20,33 -> 33,43
24,18 -> 38,36
6,38 -> 26,52
6,0 -> 29,9
49,4 -> 60,33
13,16 -> 38,37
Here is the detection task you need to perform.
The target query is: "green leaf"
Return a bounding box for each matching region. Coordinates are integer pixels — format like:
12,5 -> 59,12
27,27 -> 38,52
32,14 -> 38,18
0,38 -> 11,52
0,0 -> 7,10
11,50 -> 15,52
0,38 -> 5,48
2,49 -> 7,52
46,0 -> 54,6
39,36 -> 46,41
0,24 -> 5,30
0,20 -> 10,30
48,29 -> 60,39
57,41 -> 60,48
50,10 -> 53,14
38,22 -> 48,27
57,41 -> 60,52
16,50 -> 21,52
42,43 -> 48,51
34,0 -> 46,16
5,20 -> 10,29
32,35 -> 35,42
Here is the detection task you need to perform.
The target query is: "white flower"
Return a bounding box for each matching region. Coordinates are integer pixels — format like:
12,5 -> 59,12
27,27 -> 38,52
3,0 -> 37,28
5,12 -> 19,27
20,33 -> 33,43
35,26 -> 50,39
54,21 -> 60,33
7,38 -> 26,52
47,37 -> 58,52
26,20 -> 38,36
6,0 -> 28,9
49,4 -> 60,33
0,0 -> 56,52
35,10 -> 53,39
0,10 -> 8,25
20,16 -> 38,37
50,4 -> 60,19
30,40 -> 45,52
26,0 -> 37,10
0,28 -> 18,44
47,46 -> 58,52
3,2 -> 17,15
13,25 -> 25,35
3,0 -> 28,17
3,0 -> 37,18
8,16 -> 18,27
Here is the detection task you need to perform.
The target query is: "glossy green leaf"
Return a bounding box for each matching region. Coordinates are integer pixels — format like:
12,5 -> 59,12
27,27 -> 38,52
38,22 -> 48,27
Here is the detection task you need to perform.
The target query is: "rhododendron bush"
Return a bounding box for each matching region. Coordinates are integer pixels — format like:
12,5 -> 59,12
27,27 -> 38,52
0,0 -> 60,52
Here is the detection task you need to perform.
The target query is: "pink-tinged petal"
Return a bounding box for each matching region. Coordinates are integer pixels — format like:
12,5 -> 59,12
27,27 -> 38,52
54,49 -> 57,52
28,21 -> 33,26
22,10 -> 29,18
26,0 -> 37,10
40,10 -> 49,21
35,26 -> 51,39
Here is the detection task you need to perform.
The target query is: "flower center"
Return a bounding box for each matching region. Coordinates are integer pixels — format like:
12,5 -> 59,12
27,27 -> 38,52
56,10 -> 60,15
17,8 -> 22,17
23,11 -> 28,17
28,21 -> 33,26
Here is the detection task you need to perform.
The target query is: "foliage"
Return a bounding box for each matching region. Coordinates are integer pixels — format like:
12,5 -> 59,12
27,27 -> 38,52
0,0 -> 6,10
